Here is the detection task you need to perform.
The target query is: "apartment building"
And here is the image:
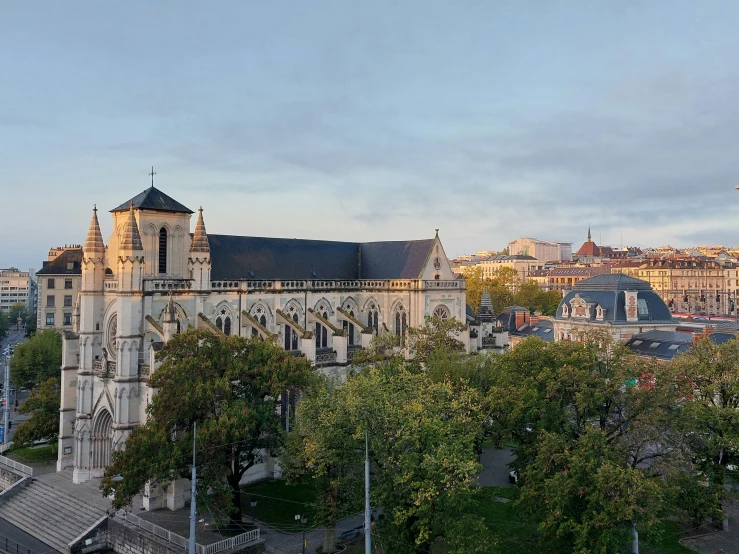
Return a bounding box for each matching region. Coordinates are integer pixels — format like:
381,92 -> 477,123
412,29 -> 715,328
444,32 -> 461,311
36,246 -> 82,330
507,237 -> 573,262
548,266 -> 610,292
0,267 -> 36,319
631,258 -> 739,316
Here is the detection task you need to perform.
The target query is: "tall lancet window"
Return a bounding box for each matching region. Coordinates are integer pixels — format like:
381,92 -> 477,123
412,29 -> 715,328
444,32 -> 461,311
158,227 -> 168,274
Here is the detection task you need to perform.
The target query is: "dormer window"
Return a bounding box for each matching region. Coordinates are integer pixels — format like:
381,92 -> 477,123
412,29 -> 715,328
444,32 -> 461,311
637,298 -> 650,319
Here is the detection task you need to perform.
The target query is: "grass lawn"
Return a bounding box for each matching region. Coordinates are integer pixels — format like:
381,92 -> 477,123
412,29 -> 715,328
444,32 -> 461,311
241,478 -> 316,531
9,444 -> 56,463
456,486 -> 692,554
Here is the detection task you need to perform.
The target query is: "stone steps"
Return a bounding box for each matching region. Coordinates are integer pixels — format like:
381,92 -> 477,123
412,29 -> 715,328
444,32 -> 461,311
0,479 -> 106,554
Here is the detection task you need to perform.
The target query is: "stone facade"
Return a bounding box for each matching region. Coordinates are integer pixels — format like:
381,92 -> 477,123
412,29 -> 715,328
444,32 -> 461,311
57,186 -> 467,486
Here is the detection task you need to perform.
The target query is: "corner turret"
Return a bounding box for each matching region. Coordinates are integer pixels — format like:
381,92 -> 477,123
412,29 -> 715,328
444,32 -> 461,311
188,207 -> 211,290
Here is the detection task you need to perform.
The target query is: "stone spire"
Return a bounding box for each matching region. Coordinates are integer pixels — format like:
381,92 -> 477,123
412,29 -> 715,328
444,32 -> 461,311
165,293 -> 177,322
83,205 -> 105,254
119,202 -> 143,251
478,288 -> 495,323
587,225 -> 592,242
190,207 -> 210,252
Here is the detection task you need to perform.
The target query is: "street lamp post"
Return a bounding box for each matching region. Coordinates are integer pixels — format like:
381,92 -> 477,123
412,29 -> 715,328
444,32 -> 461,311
294,514 -> 307,554
250,498 -> 257,524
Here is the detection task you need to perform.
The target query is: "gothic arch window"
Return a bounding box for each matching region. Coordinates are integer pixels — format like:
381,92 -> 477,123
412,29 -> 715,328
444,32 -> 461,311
315,309 -> 329,350
395,305 -> 407,340
106,315 -> 118,360
223,317 -> 232,336
343,310 -> 356,346
176,318 -> 181,334
433,305 -> 450,320
367,302 -> 379,334
284,312 -> 299,351
216,317 -> 223,332
158,227 -> 168,274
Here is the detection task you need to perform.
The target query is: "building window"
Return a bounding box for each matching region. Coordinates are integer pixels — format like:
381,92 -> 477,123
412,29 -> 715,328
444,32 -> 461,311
158,227 -> 168,274
433,305 -> 450,320
47,279 -> 55,289
395,306 -> 407,340
367,304 -> 379,334
65,279 -> 73,289
216,316 -> 223,332
637,298 -> 650,318
63,313 -> 72,326
223,317 -> 231,336
315,311 -> 329,349
343,312 -> 356,346
64,295 -> 73,307
284,312 -> 299,351
46,313 -> 55,326
46,295 -> 55,308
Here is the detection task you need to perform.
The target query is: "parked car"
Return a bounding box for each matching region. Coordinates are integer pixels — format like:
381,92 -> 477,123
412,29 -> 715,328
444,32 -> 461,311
336,527 -> 364,544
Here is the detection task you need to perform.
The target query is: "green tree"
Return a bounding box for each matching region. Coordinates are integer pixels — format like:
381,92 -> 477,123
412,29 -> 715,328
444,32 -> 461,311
343,364 -> 488,553
0,312 -> 8,340
12,377 -> 60,451
10,330 -> 62,389
8,303 -> 28,327
282,378 -> 362,553
488,333 -> 680,551
519,430 -> 662,554
101,329 -> 315,524
408,315 -> 465,365
24,316 -> 37,337
513,282 -> 562,315
669,338 -> 739,526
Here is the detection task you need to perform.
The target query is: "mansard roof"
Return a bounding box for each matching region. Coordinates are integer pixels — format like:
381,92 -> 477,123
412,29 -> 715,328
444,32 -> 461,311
208,235 -> 435,281
36,248 -> 82,275
111,186 -> 193,214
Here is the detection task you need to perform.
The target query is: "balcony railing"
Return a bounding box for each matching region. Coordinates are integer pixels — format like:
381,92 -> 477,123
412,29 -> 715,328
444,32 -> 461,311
92,360 -> 116,378
315,349 -> 337,366
481,337 -> 497,349
347,345 -> 363,363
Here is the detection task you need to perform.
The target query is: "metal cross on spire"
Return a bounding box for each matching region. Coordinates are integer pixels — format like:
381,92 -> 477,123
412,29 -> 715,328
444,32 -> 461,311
148,166 -> 156,187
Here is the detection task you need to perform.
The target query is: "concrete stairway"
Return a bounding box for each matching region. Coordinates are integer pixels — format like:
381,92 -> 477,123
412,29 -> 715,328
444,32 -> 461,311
0,479 -> 106,553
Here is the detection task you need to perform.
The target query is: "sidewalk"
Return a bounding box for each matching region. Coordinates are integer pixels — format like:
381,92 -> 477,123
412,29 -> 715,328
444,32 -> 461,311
260,512 -> 364,554
681,499 -> 739,554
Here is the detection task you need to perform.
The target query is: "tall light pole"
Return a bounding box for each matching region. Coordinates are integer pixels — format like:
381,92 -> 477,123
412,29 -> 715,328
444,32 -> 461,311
3,349 -> 9,444
189,422 -> 197,554
365,430 -> 372,554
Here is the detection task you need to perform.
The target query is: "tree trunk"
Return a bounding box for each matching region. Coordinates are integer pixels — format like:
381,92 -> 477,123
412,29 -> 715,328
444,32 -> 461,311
323,526 -> 337,553
227,474 -> 243,528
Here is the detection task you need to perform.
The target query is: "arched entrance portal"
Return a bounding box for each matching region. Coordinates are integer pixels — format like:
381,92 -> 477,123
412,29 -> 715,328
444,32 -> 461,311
91,409 -> 113,470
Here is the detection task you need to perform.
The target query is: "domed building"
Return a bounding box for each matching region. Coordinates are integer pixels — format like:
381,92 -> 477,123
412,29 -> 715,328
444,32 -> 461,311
553,274 -> 676,342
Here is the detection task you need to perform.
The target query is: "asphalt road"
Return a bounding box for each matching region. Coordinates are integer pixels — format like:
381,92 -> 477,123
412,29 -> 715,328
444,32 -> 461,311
1,329 -> 30,444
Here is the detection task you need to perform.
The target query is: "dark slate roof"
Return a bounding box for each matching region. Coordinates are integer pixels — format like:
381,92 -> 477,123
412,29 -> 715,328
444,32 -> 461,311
111,186 -> 193,214
360,240 -> 434,279
556,289 -> 673,324
209,235 -> 359,281
625,333 -> 691,360
575,273 -> 652,291
36,248 -> 82,275
514,320 -> 554,341
623,330 -> 737,360
208,235 -> 434,281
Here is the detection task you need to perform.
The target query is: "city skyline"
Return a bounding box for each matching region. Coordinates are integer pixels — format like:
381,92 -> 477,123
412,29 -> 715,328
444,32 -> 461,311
4,1 -> 739,269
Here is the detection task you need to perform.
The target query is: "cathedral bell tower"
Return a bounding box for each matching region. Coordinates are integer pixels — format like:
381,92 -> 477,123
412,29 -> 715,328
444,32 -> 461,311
112,202 -> 145,449
188,207 -> 211,290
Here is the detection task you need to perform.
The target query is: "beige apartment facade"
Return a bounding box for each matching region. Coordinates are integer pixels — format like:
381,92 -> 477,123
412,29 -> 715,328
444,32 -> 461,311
507,237 -> 573,262
646,259 -> 738,316
36,246 -> 82,330
616,259 -> 739,316
0,267 -> 35,319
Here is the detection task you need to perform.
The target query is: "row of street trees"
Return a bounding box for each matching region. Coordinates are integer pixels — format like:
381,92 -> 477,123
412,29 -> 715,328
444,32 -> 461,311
464,267 -> 561,316
99,320 -> 738,553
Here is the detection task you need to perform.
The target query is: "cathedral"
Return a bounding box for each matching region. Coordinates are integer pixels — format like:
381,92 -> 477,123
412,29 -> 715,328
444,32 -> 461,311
57,185 -> 467,485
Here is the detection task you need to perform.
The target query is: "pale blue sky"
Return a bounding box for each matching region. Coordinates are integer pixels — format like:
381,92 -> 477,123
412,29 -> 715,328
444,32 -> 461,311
3,1 -> 739,270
